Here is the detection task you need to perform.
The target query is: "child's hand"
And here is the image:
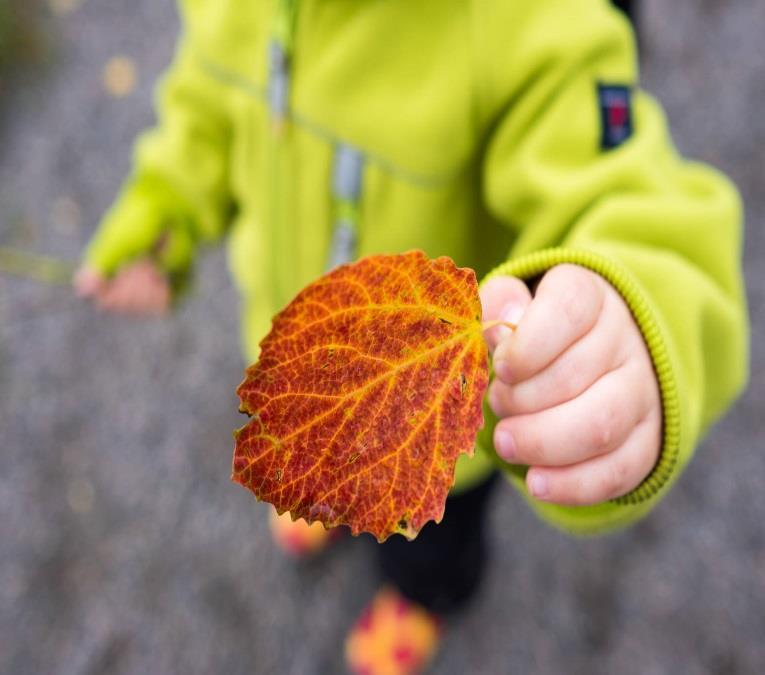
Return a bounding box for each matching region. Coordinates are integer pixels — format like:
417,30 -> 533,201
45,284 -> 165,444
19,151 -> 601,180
74,259 -> 170,317
480,265 -> 662,506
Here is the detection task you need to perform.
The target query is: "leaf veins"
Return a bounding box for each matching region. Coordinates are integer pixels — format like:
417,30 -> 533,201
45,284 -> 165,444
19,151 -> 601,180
232,250 -> 489,542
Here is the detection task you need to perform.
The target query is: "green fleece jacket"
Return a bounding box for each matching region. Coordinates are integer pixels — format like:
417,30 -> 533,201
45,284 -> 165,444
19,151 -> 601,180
84,0 -> 748,535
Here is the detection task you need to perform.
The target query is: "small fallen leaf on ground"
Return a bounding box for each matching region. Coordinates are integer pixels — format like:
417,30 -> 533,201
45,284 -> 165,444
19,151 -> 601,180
48,0 -> 85,16
232,251 -> 490,542
103,56 -> 137,98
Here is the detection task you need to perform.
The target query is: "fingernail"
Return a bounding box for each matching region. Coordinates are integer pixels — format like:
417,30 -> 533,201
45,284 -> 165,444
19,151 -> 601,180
495,429 -> 516,462
500,302 -> 526,329
528,473 -> 549,499
491,304 -> 522,345
493,357 -> 512,383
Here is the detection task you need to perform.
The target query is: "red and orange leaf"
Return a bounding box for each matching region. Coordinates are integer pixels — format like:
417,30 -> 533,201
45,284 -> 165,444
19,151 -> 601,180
232,250 -> 489,542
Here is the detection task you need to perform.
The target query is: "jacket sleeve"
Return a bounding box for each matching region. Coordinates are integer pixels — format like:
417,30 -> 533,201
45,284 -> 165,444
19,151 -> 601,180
83,26 -> 233,293
475,0 -> 749,534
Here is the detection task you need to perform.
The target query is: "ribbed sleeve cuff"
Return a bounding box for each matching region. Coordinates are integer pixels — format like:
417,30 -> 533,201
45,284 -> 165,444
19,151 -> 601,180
482,247 -> 681,506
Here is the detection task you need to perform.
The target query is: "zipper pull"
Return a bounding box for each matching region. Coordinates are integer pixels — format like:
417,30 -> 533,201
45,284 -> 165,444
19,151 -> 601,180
268,39 -> 290,135
327,145 -> 365,270
268,0 -> 297,135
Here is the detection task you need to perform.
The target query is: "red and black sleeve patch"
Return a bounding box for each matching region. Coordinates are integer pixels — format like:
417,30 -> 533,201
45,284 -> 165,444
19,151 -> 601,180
598,83 -> 633,150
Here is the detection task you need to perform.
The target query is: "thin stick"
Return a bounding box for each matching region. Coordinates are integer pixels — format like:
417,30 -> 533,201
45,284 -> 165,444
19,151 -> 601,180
0,246 -> 77,286
481,319 -> 517,333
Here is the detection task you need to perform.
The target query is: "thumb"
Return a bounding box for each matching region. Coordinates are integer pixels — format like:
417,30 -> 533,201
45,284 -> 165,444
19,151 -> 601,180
480,275 -> 532,352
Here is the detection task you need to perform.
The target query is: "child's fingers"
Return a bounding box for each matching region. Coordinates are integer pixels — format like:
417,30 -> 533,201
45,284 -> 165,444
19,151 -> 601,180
142,275 -> 170,315
95,276 -> 132,312
489,331 -> 612,417
524,411 -> 662,505
493,361 -> 651,467
96,272 -> 140,313
123,274 -> 158,315
479,275 -> 532,352
493,265 -> 605,384
488,290 -> 632,416
95,261 -> 169,316
73,265 -> 106,298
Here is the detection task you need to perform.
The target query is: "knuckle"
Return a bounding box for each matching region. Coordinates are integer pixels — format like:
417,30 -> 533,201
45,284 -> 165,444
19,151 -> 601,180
524,428 -> 549,465
589,402 -> 617,453
512,384 -> 538,415
556,475 -> 588,506
548,266 -> 602,334
551,358 -> 585,402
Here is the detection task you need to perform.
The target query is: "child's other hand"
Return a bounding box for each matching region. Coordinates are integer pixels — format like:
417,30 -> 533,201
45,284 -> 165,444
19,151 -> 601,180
480,265 -> 662,506
74,259 -> 170,317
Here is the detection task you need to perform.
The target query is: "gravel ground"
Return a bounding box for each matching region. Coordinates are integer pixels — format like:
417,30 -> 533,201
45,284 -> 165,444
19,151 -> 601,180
1,1 -> 764,673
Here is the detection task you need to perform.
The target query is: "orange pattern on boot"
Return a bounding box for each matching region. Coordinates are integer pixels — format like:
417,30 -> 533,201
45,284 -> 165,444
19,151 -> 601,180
345,587 -> 442,675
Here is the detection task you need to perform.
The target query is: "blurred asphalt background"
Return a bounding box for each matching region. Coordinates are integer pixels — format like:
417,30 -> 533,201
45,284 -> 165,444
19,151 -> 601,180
1,1 -> 763,673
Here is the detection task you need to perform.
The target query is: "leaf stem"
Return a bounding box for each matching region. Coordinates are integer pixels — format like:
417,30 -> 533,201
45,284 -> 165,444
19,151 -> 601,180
481,319 -> 517,333
0,246 -> 76,286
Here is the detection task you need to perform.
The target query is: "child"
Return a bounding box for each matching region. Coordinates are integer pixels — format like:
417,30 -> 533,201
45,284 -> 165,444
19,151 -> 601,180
75,1 -> 748,673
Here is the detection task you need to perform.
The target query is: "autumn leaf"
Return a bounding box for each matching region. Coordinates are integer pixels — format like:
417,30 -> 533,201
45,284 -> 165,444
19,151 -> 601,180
232,250 -> 490,542
102,56 -> 137,98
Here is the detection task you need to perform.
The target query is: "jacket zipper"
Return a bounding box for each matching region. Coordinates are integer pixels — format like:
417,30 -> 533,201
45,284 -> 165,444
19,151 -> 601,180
327,144 -> 365,270
268,0 -> 297,135
267,0 -> 364,281
266,0 -> 298,307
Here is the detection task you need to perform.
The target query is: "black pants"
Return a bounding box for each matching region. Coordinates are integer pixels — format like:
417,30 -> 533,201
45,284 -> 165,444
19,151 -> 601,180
376,473 -> 499,615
